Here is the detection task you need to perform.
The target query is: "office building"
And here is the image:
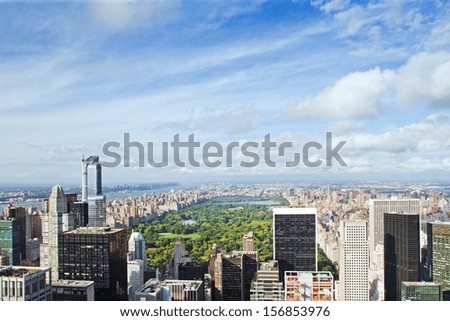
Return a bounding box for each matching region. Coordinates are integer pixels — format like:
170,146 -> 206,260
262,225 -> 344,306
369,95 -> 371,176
3,205 -> 27,262
273,208 -> 317,279
250,260 -> 284,301
69,201 -> 89,229
0,219 -> 20,265
40,185 -> 74,280
401,281 -> 442,301
426,222 -> 450,300
0,266 -> 52,301
214,251 -> 258,301
339,220 -> 369,301
172,237 -> 191,279
178,261 -> 209,299
243,231 -> 254,252
384,212 -> 420,301
285,271 -> 334,301
58,227 -> 128,301
135,279 -> 203,301
369,199 -> 420,268
52,280 -> 95,301
26,238 -> 40,264
82,156 -> 106,227
128,231 -> 147,268
135,279 -> 166,301
128,259 -> 144,301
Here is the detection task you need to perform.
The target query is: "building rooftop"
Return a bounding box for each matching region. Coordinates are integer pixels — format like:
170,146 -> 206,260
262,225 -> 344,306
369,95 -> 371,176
64,226 -> 125,235
0,266 -> 50,277
136,278 -> 202,295
273,207 -> 317,215
402,281 -> 441,287
52,280 -> 94,287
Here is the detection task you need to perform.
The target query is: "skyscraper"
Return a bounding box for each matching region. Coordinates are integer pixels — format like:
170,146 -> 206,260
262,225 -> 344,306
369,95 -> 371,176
243,231 -> 254,252
128,231 -> 147,268
384,212 -> 420,301
339,220 -> 369,301
68,201 -> 89,229
214,251 -> 258,301
426,222 -> 450,300
82,156 -> 105,228
40,185 -> 73,280
273,207 -> 317,279
58,227 -> 128,301
3,206 -> 27,263
173,237 -> 191,279
250,260 -> 284,301
369,199 -> 420,267
0,219 -> 20,265
127,259 -> 144,301
369,199 -> 420,300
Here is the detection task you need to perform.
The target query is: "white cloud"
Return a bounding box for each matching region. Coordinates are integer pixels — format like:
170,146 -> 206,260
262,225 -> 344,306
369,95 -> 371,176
338,113 -> 450,156
314,0 -> 350,14
89,0 -> 179,31
396,51 -> 450,108
287,51 -> 450,120
286,67 -> 394,119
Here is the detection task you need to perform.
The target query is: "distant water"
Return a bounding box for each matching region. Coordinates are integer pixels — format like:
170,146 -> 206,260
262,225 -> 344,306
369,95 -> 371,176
0,184 -> 196,213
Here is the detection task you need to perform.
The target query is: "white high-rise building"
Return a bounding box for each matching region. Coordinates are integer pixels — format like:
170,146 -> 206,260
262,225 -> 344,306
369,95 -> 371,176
127,259 -> 144,301
40,185 -> 73,280
339,220 -> 369,301
128,231 -> 147,269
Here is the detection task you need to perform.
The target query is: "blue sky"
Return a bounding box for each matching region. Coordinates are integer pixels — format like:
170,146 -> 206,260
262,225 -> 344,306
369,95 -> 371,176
1,0 -> 450,185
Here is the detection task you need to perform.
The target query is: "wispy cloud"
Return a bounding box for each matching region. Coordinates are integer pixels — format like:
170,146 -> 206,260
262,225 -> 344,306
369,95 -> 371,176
89,0 -> 180,32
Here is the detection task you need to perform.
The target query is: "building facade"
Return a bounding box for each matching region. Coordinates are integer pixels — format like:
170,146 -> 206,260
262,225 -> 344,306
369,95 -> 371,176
0,266 -> 52,301
250,260 -> 284,301
58,227 -> 128,300
128,231 -> 147,268
273,208 -> 317,280
384,212 -> 420,301
401,281 -> 442,301
285,271 -> 334,301
214,251 -> 258,301
0,219 -> 20,265
128,259 -> 144,301
426,222 -> 450,299
52,280 -> 95,301
40,185 -> 73,280
339,220 -> 369,301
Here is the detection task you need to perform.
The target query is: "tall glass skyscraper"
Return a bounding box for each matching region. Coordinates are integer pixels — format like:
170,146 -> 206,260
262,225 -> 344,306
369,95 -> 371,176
427,222 -> 450,300
273,207 -> 317,280
384,212 -> 420,301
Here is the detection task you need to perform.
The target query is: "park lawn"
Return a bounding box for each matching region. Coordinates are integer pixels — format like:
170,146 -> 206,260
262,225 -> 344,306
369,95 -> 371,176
158,232 -> 201,240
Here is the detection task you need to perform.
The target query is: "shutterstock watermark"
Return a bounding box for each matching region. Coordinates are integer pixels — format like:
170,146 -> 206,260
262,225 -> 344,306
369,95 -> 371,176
102,132 -> 347,168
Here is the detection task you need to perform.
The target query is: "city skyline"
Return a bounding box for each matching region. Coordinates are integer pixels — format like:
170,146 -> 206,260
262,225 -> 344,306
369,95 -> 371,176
1,1 -> 450,184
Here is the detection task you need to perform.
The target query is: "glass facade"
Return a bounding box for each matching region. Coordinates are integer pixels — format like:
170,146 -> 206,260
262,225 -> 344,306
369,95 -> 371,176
0,219 -> 21,265
273,208 -> 317,279
58,227 -> 128,301
384,212 -> 420,301
401,282 -> 442,301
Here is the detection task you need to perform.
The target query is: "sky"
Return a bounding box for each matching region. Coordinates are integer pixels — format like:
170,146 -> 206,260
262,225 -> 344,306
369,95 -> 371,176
1,0 -> 450,185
